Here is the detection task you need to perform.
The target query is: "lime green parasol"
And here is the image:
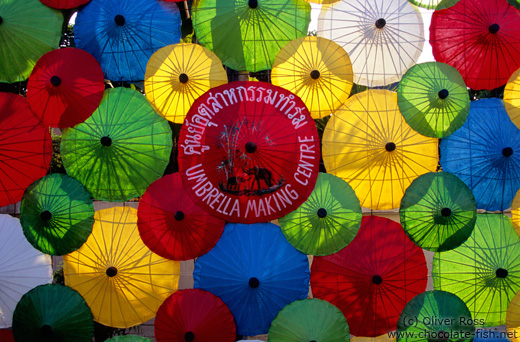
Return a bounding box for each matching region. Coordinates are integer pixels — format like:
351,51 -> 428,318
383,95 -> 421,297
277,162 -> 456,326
60,87 -> 172,201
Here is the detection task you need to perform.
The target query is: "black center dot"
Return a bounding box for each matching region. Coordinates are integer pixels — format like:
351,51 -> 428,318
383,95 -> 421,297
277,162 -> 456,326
375,18 -> 386,29
179,73 -> 189,84
441,207 -> 452,217
184,331 -> 195,342
317,208 -> 327,218
40,210 -> 52,221
503,147 -> 513,157
50,76 -> 61,87
310,70 -> 320,80
496,268 -> 508,278
249,0 -> 258,8
245,142 -> 257,153
0,17 -> 3,25
385,142 -> 396,152
106,266 -> 118,277
40,324 -> 52,336
101,136 -> 112,147
174,211 -> 184,221
114,14 -> 125,26
438,89 -> 449,99
489,23 -> 500,34
372,275 -> 383,284
249,277 -> 260,288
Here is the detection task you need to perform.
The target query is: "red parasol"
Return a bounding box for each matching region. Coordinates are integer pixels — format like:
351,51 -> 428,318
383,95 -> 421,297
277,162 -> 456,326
0,329 -> 14,342
178,81 -> 320,224
155,289 -> 236,342
310,215 -> 428,337
430,0 -> 520,90
0,93 -> 52,207
137,172 -> 225,261
27,48 -> 105,128
39,0 -> 91,9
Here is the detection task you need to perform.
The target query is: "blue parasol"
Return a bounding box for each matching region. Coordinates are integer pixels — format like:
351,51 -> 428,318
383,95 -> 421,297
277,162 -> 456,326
193,222 -> 310,337
74,0 -> 182,82
440,98 -> 520,211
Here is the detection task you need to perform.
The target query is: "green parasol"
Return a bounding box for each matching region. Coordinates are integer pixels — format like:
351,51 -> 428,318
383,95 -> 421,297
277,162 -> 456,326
432,214 -> 520,327
20,173 -> 94,256
105,336 -> 151,342
399,172 -> 477,252
268,298 -> 350,342
396,290 -> 474,342
0,0 -> 63,83
12,284 -> 94,342
397,62 -> 470,138
278,172 -> 362,256
407,0 -> 444,9
192,0 -> 311,72
60,87 -> 172,202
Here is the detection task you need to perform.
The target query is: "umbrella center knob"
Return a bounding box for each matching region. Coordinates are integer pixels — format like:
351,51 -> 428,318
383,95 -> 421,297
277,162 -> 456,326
40,210 -> 52,221
317,208 -> 327,218
101,136 -> 112,147
249,0 -> 258,8
385,142 -> 396,152
245,142 -> 257,153
249,277 -> 260,288
438,89 -> 449,99
179,73 -> 189,84
372,275 -> 383,284
40,324 -> 53,338
0,17 -> 3,25
106,266 -> 118,277
174,211 -> 185,221
50,76 -> 62,87
489,23 -> 500,34
441,207 -> 452,217
184,331 -> 195,342
496,268 -> 508,278
503,147 -> 513,157
375,18 -> 386,29
310,70 -> 321,80
114,14 -> 126,26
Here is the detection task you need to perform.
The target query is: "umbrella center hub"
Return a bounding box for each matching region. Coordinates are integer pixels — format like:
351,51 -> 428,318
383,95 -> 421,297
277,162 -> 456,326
101,136 -> 112,147
317,208 -> 327,218
245,142 -> 257,153
174,211 -> 185,221
40,210 -> 52,221
372,275 -> 383,284
489,23 -> 500,34
184,331 -> 195,342
50,76 -> 62,87
385,142 -> 396,152
106,266 -> 118,277
179,73 -> 189,84
441,207 -> 452,217
503,147 -> 513,157
310,70 -> 321,80
0,17 -> 3,25
249,277 -> 260,288
496,268 -> 508,278
375,18 -> 386,29
40,324 -> 52,337
438,89 -> 449,99
249,0 -> 258,8
114,14 -> 126,26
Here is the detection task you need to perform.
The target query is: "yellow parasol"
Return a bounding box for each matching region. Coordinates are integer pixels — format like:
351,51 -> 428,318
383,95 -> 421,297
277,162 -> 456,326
63,206 -> 180,328
513,188 -> 520,236
507,289 -> 520,342
322,89 -> 438,210
271,36 -> 353,119
504,67 -> 520,130
144,43 -> 228,124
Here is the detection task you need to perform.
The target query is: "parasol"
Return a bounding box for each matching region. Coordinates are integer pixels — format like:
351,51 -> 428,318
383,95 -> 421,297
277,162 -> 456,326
26,48 -> 105,128
137,172 -> 225,261
192,0 -> 311,72
397,62 -> 470,138
271,36 -> 354,119
39,0 -> 91,9
12,284 -> 94,342
0,92 -> 52,207
20,173 -> 95,256
433,213 -> 520,327
311,215 -> 428,337
154,289 -> 236,342
430,0 -> 520,90
60,87 -> 173,202
278,172 -> 362,256
178,81 -> 320,223
504,67 -> 520,130
0,214 -> 53,329
0,330 -> 14,342
145,43 -> 228,124
322,89 -> 438,210
396,290 -> 474,342
194,222 -> 310,336
317,0 -> 424,87
0,0 -> 63,83
63,206 -> 180,328
513,188 -> 520,235
439,98 -> 520,211
399,172 -> 477,252
507,290 -> 520,342
268,298 -> 350,342
407,0 -> 445,9
74,0 -> 182,82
